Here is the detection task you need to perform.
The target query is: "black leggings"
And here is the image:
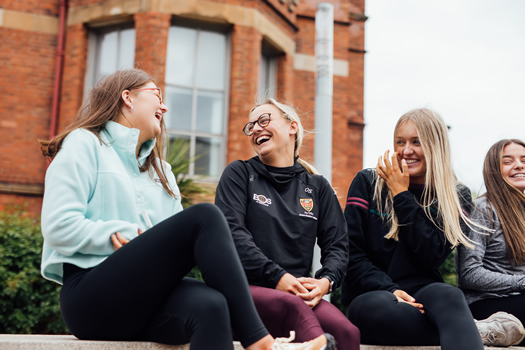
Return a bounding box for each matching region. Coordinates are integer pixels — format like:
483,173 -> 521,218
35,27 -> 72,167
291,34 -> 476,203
60,203 -> 268,350
347,283 -> 483,350
470,294 -> 525,346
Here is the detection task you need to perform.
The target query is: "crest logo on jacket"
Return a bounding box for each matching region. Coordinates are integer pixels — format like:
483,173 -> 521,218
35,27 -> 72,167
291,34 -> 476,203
253,193 -> 272,206
300,198 -> 313,212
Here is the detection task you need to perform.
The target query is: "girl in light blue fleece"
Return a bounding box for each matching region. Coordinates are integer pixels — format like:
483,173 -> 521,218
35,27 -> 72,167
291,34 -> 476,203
39,69 -> 328,350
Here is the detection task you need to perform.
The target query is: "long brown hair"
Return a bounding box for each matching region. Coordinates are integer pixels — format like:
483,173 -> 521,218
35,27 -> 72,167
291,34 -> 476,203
483,139 -> 525,265
39,69 -> 176,197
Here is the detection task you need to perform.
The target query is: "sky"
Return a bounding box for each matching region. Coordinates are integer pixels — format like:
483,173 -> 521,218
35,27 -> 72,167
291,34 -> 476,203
363,0 -> 525,196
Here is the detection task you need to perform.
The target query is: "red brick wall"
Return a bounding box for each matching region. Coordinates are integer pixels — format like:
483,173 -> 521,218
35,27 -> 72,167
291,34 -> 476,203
58,23 -> 88,131
0,0 -> 60,16
134,12 -> 171,90
0,27 -> 57,214
227,25 -> 262,164
0,0 -> 366,214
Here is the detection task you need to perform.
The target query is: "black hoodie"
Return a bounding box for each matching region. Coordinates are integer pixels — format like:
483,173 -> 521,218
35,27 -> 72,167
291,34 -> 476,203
215,156 -> 349,289
341,168 -> 473,308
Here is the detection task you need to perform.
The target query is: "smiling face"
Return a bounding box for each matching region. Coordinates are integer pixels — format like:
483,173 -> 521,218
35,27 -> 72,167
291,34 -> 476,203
119,81 -> 168,147
247,104 -> 297,167
394,120 -> 427,184
501,142 -> 525,192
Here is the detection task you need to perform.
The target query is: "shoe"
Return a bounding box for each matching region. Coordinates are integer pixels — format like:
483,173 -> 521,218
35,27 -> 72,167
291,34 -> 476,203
271,331 -> 337,350
475,311 -> 525,346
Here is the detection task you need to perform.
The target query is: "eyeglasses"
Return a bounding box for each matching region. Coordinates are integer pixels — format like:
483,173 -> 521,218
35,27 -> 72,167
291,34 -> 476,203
243,113 -> 271,136
133,87 -> 163,104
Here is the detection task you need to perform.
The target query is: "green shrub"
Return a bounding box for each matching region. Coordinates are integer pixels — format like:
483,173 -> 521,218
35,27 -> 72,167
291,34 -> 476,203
0,209 -> 67,334
439,249 -> 458,287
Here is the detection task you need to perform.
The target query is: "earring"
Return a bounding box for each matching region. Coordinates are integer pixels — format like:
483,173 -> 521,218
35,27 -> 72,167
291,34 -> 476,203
129,105 -> 133,112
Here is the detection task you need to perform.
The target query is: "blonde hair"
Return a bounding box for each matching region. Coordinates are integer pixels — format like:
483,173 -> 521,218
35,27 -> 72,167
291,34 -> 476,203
250,98 -> 319,175
374,108 -> 475,248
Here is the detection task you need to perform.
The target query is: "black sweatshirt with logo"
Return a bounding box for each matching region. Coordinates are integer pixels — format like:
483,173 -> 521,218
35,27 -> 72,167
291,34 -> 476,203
341,168 -> 472,308
215,156 -> 349,289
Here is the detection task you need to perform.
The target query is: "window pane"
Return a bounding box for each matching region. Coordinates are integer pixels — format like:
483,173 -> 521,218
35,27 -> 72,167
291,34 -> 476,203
165,86 -> 192,131
166,27 -> 197,86
196,31 -> 227,90
195,137 -> 222,177
196,90 -> 224,134
98,31 -> 118,79
118,28 -> 135,70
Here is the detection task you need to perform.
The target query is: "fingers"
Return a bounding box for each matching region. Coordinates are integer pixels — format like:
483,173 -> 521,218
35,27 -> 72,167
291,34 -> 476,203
138,228 -> 144,235
111,232 -> 122,250
393,289 -> 425,313
400,158 -> 409,175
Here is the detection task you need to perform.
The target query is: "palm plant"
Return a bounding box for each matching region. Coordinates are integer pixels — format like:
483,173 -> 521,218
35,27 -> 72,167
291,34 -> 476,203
166,138 -> 211,208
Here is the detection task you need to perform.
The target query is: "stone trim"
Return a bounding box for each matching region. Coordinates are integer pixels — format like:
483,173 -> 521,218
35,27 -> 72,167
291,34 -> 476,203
0,9 -> 58,35
293,53 -> 349,77
0,183 -> 44,196
68,0 -> 295,55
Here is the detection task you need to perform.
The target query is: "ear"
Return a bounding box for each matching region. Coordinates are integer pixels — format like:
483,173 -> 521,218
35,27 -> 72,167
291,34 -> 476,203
121,90 -> 133,109
289,120 -> 298,135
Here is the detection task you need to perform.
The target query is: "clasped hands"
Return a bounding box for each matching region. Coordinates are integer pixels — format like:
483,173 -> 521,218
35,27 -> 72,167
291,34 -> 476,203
376,150 -> 410,197
276,273 -> 331,308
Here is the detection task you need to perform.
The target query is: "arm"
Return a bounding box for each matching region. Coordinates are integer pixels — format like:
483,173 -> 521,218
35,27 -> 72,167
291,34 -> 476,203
214,162 -> 287,288
41,130 -> 139,257
344,170 -> 400,295
393,190 -> 453,268
457,202 -> 525,293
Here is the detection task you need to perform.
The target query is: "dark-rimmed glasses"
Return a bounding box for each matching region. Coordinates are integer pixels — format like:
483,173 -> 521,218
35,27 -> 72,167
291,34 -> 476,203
133,87 -> 163,104
243,113 -> 271,136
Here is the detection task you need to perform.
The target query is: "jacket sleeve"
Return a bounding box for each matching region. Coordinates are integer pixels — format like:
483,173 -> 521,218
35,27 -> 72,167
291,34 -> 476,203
392,189 -> 455,269
344,170 -> 400,294
457,202 -> 525,293
215,161 -> 286,288
313,177 -> 349,289
41,130 -> 139,257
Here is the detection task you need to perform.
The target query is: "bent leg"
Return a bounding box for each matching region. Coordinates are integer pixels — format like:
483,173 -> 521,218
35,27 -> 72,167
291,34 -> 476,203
138,278 -> 233,350
347,290 -> 439,345
250,285 -> 324,342
470,294 -> 525,346
414,283 -> 483,350
60,203 -> 267,348
313,299 -> 360,350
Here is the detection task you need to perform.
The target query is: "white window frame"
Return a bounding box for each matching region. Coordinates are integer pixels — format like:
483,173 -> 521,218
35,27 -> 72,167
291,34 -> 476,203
164,23 -> 231,179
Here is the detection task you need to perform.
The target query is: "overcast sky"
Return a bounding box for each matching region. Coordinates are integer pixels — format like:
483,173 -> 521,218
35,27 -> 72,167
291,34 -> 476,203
363,0 -> 525,195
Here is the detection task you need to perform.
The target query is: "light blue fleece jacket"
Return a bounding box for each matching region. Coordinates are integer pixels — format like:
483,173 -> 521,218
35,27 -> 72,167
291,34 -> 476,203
41,121 -> 183,284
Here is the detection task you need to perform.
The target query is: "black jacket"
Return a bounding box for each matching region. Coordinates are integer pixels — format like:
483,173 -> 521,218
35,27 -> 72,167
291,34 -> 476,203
341,168 -> 472,307
215,156 -> 349,289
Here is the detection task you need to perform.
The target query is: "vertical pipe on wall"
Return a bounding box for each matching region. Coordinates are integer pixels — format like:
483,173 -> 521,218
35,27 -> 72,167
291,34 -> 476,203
313,3 -> 334,301
49,0 -> 68,139
314,3 -> 334,182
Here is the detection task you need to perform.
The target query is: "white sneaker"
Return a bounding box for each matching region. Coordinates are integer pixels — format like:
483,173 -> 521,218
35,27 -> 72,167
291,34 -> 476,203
271,331 -> 336,350
475,311 -> 525,346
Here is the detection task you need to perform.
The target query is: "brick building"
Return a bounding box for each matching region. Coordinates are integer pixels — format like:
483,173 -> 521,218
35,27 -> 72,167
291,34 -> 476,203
0,0 -> 366,217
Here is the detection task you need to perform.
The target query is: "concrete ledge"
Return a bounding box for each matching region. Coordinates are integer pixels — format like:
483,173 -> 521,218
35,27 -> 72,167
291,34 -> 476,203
1,334 -> 524,349
0,335 -> 244,349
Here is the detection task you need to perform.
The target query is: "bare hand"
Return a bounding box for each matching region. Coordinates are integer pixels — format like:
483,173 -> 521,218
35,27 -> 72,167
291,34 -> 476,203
376,150 -> 410,196
276,273 -> 309,295
296,277 -> 330,308
393,289 -> 425,314
111,228 -> 143,251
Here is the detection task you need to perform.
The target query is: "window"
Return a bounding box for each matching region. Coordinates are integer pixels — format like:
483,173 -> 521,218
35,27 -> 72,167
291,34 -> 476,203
164,25 -> 229,177
258,46 -> 278,98
85,24 -> 135,93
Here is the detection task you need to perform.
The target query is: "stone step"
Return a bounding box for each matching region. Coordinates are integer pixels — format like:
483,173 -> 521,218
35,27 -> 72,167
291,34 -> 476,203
0,334 -> 524,349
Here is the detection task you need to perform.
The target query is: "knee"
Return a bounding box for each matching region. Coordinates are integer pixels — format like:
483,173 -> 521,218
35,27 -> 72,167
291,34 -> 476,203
419,283 -> 467,309
348,291 -> 397,327
190,203 -> 223,220
190,288 -> 229,320
275,292 -> 311,316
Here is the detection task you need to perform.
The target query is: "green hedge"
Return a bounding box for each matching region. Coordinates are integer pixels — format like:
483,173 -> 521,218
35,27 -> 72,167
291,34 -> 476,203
0,209 -> 67,334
